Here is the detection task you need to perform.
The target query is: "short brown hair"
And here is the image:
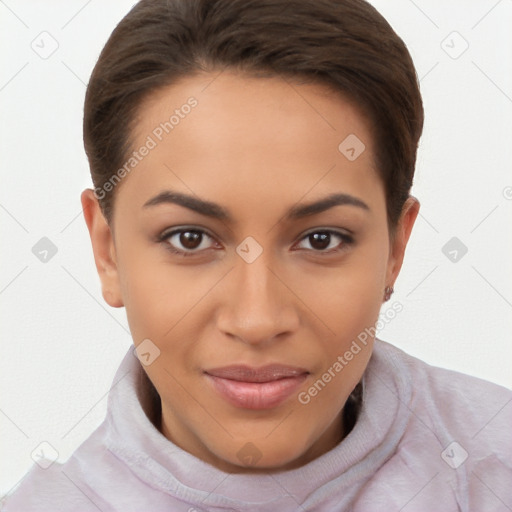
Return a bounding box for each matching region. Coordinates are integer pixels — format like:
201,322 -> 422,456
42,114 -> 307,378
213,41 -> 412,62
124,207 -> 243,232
83,0 -> 424,232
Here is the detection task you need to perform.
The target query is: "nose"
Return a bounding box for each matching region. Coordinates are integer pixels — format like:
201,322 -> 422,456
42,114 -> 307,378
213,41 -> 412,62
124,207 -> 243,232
216,251 -> 300,346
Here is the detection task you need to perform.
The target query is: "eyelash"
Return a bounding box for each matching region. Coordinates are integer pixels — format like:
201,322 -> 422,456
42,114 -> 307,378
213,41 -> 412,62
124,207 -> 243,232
158,227 -> 354,258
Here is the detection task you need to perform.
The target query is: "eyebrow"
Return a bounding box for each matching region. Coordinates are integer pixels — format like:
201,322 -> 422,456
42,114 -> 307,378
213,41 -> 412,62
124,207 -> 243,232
142,190 -> 369,222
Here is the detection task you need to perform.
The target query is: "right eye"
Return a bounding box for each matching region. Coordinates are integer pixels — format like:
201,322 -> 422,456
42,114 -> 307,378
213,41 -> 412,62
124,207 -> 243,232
159,227 -> 220,257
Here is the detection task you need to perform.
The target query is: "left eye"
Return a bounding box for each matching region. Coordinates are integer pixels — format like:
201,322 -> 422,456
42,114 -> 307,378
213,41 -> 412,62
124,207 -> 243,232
295,230 -> 352,253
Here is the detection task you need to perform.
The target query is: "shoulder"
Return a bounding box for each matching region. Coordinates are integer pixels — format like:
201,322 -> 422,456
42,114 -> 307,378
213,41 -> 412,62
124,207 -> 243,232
374,338 -> 512,441
2,423 -> 117,511
359,340 -> 512,510
1,461 -> 100,512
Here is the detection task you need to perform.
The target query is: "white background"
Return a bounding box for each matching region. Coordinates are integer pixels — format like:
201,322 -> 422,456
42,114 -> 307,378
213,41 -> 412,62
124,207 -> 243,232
1,0 -> 511,499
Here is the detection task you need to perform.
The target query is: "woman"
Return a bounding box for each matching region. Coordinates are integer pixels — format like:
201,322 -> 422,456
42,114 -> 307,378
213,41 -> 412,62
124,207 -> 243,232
5,0 -> 511,510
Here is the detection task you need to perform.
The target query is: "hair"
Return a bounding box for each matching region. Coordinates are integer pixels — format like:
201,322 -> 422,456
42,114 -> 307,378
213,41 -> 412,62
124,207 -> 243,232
83,0 -> 424,234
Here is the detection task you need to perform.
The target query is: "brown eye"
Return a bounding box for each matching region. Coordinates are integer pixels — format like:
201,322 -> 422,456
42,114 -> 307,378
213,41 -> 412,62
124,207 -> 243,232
161,228 -> 217,256
295,229 -> 354,254
179,230 -> 203,249
308,232 -> 331,250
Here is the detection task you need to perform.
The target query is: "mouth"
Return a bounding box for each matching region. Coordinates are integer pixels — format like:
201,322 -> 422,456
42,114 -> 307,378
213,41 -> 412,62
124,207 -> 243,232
204,364 -> 309,410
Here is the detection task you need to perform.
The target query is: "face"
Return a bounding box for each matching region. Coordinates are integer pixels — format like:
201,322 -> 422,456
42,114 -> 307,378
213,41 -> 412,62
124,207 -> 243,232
82,71 -> 418,472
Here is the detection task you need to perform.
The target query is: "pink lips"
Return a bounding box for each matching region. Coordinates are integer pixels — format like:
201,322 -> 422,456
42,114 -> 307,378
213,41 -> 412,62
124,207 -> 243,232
205,365 -> 309,410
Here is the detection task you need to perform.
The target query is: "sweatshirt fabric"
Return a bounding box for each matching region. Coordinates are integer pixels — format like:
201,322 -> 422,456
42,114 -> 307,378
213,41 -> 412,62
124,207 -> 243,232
4,339 -> 512,511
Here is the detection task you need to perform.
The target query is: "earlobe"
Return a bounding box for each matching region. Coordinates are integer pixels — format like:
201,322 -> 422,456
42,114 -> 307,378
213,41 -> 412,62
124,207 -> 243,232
81,189 -> 124,308
385,196 -> 420,293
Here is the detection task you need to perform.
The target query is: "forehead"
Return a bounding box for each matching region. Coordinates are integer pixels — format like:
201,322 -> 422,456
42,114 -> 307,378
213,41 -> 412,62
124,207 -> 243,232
117,71 -> 384,222
135,70 -> 374,157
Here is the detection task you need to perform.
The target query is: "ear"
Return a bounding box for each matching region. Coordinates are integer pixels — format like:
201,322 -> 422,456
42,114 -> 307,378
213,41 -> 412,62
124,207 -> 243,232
385,196 -> 420,290
81,189 -> 124,308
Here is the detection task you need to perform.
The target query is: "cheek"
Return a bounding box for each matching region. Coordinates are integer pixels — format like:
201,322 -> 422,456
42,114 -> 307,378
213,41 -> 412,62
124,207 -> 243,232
302,243 -> 387,373
117,245 -> 218,373
315,288 -> 380,384
116,242 -> 180,340
304,252 -> 386,333
305,273 -> 380,416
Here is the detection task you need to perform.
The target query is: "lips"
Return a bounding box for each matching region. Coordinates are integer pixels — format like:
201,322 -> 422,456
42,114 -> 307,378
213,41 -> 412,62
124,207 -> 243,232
205,365 -> 309,410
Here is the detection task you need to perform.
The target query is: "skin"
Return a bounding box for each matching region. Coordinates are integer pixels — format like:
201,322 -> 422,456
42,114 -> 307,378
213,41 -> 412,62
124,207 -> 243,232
81,71 -> 419,473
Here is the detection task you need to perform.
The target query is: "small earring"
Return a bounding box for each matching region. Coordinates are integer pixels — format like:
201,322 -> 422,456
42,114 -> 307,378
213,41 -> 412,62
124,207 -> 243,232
383,285 -> 394,302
